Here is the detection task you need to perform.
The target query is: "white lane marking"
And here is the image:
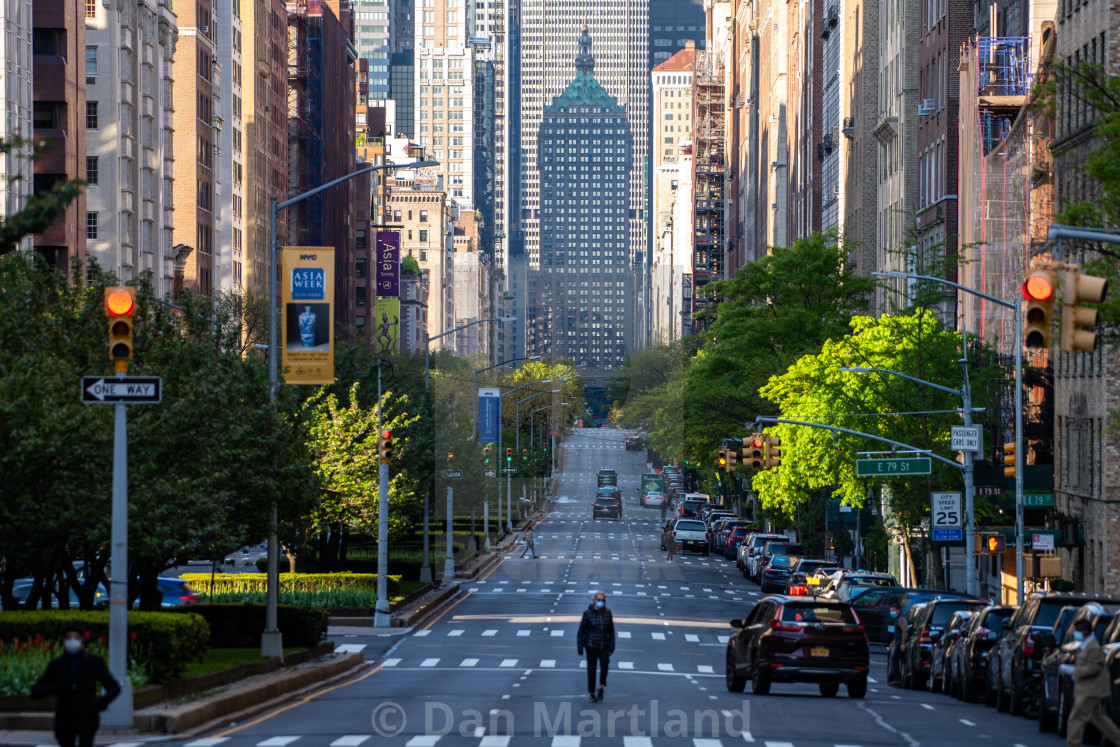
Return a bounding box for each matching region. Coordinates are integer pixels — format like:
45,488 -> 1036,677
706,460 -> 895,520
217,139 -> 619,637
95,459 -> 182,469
257,739 -> 300,747
482,629 -> 498,637
741,733 -> 755,743
686,634 -> 700,642
183,740 -> 229,747
762,742 -> 795,747
718,635 -> 730,644
697,665 -> 714,674
413,629 -> 431,637
334,644 -> 366,653
540,659 -> 557,668
693,740 -> 723,747
551,737 -> 581,747
405,738 -> 441,747
624,738 -> 653,747
500,658 -> 519,667
479,738 -> 510,747
658,663 -> 675,671
460,658 -> 480,667
619,661 -> 635,669
920,703 -> 934,710
618,631 -> 632,638
959,719 -> 976,726
517,630 -> 531,636
651,632 -> 666,640
551,629 -> 565,637
329,737 -> 370,747
448,629 -> 464,637
380,658 -> 401,667
420,658 -> 441,667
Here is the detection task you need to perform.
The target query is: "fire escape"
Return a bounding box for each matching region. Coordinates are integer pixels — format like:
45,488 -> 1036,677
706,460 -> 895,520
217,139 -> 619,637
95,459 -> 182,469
692,49 -> 726,332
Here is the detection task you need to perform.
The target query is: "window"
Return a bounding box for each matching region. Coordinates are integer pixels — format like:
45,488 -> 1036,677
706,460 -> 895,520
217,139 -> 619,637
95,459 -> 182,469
86,101 -> 99,129
85,0 -> 97,18
34,101 -> 66,130
86,212 -> 99,240
419,229 -> 429,242
86,46 -> 98,77
419,210 -> 428,222
86,157 -> 99,185
356,258 -> 367,277
356,287 -> 368,306
32,28 -> 63,56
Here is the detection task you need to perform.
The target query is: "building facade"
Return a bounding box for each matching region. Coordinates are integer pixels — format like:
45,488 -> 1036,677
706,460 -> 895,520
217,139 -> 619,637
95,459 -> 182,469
530,24 -> 633,387
2,0 -> 32,253
83,0 -> 177,294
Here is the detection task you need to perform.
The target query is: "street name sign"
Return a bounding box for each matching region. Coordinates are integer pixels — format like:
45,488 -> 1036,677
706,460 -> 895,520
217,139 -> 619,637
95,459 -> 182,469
442,470 -> 464,479
931,492 -> 962,528
951,425 -> 983,453
855,457 -> 932,476
838,505 -> 852,513
976,485 -> 1005,496
81,376 -> 162,404
502,467 -> 518,474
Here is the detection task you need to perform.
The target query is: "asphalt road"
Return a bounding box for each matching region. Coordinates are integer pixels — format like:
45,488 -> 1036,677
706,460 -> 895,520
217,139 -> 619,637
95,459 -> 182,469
150,428 -> 1064,747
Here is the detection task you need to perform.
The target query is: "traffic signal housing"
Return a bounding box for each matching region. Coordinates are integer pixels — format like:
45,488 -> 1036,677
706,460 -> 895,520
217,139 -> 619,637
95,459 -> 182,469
483,445 -> 491,464
745,435 -> 765,470
1021,269 -> 1056,349
506,447 -> 512,462
1003,442 -> 1016,479
763,433 -> 782,470
717,450 -> 728,470
1062,269 -> 1109,352
105,286 -> 135,370
987,534 -> 1006,553
378,429 -> 393,463
724,448 -> 738,473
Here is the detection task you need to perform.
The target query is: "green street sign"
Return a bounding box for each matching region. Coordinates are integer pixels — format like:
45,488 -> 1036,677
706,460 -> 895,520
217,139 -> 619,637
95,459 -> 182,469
856,457 -> 932,476
1023,493 -> 1055,507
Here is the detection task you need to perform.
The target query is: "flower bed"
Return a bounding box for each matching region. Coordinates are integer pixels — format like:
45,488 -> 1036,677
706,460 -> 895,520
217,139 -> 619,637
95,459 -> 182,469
178,573 -> 400,608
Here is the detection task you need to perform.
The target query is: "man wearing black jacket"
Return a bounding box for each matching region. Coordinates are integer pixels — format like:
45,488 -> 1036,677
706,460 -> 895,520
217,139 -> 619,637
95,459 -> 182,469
577,590 -> 615,702
32,620 -> 121,747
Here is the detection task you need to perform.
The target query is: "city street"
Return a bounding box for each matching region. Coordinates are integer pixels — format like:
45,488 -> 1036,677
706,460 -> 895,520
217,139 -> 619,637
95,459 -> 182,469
159,429 -> 1062,747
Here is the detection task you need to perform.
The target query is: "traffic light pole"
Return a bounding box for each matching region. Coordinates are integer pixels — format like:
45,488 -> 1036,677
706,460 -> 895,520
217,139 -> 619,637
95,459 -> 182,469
101,371 -> 133,730
375,359 -> 391,626
444,485 -> 455,580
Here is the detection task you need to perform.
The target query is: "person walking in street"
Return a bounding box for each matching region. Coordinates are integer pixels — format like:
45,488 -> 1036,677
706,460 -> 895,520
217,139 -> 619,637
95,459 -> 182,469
577,590 -> 615,702
660,499 -> 668,521
1063,617 -> 1120,747
31,620 -> 121,747
888,602 -> 906,685
665,530 -> 677,562
520,523 -> 538,558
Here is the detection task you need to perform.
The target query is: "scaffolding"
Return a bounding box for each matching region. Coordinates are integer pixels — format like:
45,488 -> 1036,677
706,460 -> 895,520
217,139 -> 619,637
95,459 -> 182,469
692,49 -> 726,330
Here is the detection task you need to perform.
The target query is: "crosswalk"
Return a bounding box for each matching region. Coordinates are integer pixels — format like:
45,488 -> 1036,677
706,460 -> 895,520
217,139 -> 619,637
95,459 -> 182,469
463,578 -> 757,602
167,737 -> 883,747
371,656 -> 724,673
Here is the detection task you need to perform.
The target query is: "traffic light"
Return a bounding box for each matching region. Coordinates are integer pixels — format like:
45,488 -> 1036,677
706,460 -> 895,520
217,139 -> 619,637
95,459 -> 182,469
522,448 -> 528,461
763,433 -> 782,470
987,534 -> 1006,553
745,435 -> 765,470
725,448 -> 738,473
447,451 -> 454,461
717,450 -> 728,469
506,447 -> 512,462
1021,269 -> 1056,349
1003,441 -> 1016,479
483,445 -> 491,464
1062,268 -> 1109,352
378,429 -> 393,462
105,286 -> 135,370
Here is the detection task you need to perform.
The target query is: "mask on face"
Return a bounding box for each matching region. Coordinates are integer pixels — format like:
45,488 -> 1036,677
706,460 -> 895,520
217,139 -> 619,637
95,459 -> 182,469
890,610 -> 899,619
63,638 -> 83,655
595,600 -> 605,609
1073,631 -> 1085,642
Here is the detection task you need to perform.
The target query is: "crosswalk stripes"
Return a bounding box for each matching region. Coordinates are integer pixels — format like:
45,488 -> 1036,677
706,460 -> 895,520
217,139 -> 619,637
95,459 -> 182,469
334,644 -> 367,653
328,738 -> 370,747
183,739 -> 230,747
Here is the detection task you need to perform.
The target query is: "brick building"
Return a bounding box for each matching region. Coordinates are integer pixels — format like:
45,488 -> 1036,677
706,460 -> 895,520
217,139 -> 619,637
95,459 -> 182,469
787,0 -> 823,242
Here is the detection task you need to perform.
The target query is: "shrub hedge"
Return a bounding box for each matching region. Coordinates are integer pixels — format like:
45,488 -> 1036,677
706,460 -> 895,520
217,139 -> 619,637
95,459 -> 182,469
0,611 -> 209,682
170,604 -> 328,648
179,572 -> 400,601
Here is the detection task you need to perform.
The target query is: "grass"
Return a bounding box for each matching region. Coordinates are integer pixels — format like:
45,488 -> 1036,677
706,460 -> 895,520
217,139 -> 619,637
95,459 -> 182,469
396,581 -> 427,599
181,647 -> 305,679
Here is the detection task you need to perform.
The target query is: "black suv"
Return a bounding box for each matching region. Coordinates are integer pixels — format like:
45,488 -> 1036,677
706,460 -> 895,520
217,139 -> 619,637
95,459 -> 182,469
592,494 -> 622,520
990,592 -> 1120,717
597,468 -> 617,487
902,597 -> 987,690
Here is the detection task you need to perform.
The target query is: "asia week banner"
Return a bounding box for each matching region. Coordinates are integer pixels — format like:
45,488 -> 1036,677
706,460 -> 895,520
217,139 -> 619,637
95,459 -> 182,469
375,230 -> 401,354
282,246 -> 335,385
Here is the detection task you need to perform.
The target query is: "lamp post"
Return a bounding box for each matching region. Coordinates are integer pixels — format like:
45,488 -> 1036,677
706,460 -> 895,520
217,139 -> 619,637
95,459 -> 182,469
422,316 -> 514,581
517,390 -> 560,452
473,355 -> 540,439
267,159 -> 437,647
531,402 -> 569,470
875,270 -> 1024,603
840,365 -> 980,596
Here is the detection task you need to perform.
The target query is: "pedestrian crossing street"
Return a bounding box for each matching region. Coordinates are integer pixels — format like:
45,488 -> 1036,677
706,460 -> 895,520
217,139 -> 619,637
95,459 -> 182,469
157,736 -> 888,747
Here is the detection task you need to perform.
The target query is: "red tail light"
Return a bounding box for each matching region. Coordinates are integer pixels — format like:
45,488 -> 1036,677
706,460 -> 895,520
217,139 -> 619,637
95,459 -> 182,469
770,619 -> 802,632
920,626 -> 932,645
841,624 -> 866,634
1022,638 -> 1034,657
182,593 -> 200,604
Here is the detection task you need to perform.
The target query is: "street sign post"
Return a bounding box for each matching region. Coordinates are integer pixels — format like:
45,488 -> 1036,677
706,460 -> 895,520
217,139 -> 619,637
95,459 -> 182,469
855,457 -> 932,476
443,470 -> 464,479
951,425 -> 983,453
81,376 -> 162,404
502,467 -> 517,474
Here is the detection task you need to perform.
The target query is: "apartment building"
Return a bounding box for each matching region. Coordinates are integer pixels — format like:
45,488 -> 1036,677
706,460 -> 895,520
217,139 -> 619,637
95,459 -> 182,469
787,0 -> 823,243
83,0 -> 177,294
214,0 -> 246,293
3,0 -> 31,254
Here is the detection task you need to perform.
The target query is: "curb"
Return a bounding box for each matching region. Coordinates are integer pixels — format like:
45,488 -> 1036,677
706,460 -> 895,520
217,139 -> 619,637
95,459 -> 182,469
390,581 -> 463,628
457,551 -> 501,579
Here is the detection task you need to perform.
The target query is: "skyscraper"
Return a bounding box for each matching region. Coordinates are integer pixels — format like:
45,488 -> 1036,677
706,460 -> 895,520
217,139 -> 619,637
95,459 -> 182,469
529,23 -> 632,387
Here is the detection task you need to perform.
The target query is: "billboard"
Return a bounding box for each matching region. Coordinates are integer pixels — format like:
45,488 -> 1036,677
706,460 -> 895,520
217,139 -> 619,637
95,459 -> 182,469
282,246 -> 335,385
478,387 -> 500,444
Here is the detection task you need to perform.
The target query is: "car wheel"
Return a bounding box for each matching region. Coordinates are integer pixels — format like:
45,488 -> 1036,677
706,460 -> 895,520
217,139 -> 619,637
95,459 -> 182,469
984,666 -> 998,707
962,672 -> 977,703
1057,685 -> 1069,738
751,661 -> 771,695
847,677 -> 868,699
996,671 -> 1011,713
819,681 -> 840,698
702,547 -> 710,557
1038,692 -> 1057,733
725,654 -> 746,693
1011,676 -> 1039,718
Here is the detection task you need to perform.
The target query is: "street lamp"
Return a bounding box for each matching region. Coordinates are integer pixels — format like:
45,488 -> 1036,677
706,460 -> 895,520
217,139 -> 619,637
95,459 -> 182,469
874,269 -> 1023,602
265,159 -> 438,645
473,355 -> 541,439
425,316 -> 516,389
531,402 -> 570,449
517,390 -> 561,452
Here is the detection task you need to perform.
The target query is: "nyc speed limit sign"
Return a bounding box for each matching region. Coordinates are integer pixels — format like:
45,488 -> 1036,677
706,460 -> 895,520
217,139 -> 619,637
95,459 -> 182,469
931,492 -> 962,529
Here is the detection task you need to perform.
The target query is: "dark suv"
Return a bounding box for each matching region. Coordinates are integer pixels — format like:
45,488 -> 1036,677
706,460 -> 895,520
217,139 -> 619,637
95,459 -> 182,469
725,596 -> 869,698
592,494 -> 621,520
990,593 -> 1120,717
597,468 -> 617,487
903,597 -> 987,690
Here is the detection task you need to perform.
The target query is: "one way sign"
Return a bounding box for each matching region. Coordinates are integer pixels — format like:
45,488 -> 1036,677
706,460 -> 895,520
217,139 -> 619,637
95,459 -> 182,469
81,376 -> 162,404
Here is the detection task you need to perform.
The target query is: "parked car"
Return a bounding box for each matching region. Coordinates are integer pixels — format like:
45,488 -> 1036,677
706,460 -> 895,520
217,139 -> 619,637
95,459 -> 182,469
760,555 -> 794,592
592,494 -> 622,520
625,436 -> 645,451
725,596 -> 870,698
739,533 -> 787,576
929,610 -> 975,693
751,540 -> 805,584
946,604 -> 1016,702
902,597 -> 987,690
821,571 -> 899,602
640,490 -> 666,508
989,592 -> 1120,718
157,577 -> 201,606
666,518 -> 709,555
678,499 -> 707,518
724,525 -> 752,560
854,587 -> 971,644
1038,602 -> 1120,734
785,559 -> 840,596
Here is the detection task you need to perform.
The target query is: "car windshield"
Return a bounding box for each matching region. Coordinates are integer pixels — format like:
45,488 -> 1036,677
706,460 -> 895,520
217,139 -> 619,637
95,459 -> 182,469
850,576 -> 895,587
769,555 -> 792,568
985,611 -> 1012,631
780,604 -> 857,624
851,588 -> 890,608
1034,602 -> 1067,629
675,520 -> 705,531
930,602 -> 982,626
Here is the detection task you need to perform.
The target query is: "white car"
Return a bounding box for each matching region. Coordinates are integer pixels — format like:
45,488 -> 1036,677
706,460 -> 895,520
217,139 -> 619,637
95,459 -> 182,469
640,491 -> 665,507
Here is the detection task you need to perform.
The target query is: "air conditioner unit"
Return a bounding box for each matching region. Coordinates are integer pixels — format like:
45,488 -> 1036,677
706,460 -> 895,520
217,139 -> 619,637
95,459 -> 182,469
923,98 -> 935,111
201,25 -> 209,33
918,103 -> 930,116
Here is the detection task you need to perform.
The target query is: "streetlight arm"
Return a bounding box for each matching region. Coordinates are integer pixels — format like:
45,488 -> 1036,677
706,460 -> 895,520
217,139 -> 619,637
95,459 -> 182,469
873,271 -> 1014,310
754,416 -> 964,470
501,379 -> 554,397
277,161 -> 438,212
839,366 -> 962,397
430,316 -> 515,343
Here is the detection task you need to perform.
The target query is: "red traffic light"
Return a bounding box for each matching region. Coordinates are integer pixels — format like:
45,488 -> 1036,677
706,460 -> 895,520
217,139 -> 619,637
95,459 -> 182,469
381,429 -> 392,440
106,289 -> 135,316
751,438 -> 764,448
1021,272 -> 1055,301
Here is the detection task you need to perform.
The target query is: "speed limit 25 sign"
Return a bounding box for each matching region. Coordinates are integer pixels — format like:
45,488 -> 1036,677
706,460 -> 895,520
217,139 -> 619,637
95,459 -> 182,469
931,492 -> 962,528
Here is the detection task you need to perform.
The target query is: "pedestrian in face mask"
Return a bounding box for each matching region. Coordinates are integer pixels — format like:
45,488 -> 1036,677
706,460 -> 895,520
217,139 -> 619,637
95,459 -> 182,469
888,602 -> 906,685
31,620 -> 121,747
1064,618 -> 1120,747
577,590 -> 615,702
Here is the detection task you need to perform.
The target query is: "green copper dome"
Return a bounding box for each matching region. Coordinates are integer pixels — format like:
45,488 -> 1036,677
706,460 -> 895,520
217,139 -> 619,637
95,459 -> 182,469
546,22 -> 623,114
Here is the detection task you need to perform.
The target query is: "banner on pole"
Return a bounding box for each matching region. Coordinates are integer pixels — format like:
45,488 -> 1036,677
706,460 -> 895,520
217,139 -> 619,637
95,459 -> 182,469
374,298 -> 400,354
376,230 -> 401,298
478,387 -> 500,443
282,246 -> 335,385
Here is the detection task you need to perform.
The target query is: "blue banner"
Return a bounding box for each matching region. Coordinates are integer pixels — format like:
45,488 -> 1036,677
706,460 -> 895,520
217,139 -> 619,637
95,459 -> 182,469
478,387 -> 500,444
